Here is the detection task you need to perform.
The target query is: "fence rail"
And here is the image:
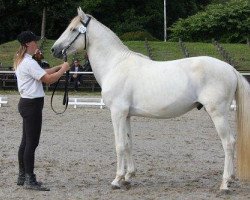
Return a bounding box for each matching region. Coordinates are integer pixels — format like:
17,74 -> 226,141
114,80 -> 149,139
68,97 -> 105,109
0,71 -> 100,91
1,70 -> 250,91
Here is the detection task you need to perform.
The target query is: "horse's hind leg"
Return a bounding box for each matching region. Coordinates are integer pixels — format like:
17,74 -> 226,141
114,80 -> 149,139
110,108 -> 135,189
124,117 -> 135,183
205,104 -> 235,191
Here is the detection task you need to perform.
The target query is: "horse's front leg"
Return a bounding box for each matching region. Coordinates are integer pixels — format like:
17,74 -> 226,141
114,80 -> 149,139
110,108 -> 133,189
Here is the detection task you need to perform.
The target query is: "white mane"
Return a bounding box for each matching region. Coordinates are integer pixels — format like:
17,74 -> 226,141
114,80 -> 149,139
69,15 -> 150,59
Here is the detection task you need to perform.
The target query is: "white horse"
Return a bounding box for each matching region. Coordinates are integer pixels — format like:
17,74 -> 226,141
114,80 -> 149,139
52,8 -> 250,191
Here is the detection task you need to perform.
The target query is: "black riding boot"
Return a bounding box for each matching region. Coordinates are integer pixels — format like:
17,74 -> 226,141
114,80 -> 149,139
24,174 -> 50,191
17,169 -> 25,186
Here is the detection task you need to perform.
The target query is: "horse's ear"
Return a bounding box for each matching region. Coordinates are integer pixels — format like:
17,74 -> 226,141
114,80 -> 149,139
77,7 -> 87,20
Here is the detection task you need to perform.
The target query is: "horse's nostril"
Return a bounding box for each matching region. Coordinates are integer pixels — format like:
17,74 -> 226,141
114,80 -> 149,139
51,48 -> 54,53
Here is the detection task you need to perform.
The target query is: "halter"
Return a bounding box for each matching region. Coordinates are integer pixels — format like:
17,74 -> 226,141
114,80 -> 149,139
62,16 -> 91,54
51,17 -> 91,114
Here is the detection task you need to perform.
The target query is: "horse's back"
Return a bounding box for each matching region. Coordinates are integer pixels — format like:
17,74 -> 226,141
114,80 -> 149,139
127,55 -> 236,96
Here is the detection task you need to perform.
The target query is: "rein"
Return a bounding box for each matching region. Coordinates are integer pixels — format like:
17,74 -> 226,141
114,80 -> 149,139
50,17 -> 91,114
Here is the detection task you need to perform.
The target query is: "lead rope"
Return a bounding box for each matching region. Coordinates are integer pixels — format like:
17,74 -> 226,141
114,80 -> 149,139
50,51 -> 69,114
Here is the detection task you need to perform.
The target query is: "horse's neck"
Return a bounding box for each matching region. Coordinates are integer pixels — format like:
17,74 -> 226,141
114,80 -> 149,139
87,20 -> 130,86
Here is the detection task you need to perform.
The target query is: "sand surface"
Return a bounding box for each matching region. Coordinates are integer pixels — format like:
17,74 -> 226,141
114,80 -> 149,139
0,95 -> 249,199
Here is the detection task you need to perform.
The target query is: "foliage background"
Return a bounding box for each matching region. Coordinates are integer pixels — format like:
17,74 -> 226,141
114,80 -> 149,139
169,0 -> 250,43
1,0 -> 242,44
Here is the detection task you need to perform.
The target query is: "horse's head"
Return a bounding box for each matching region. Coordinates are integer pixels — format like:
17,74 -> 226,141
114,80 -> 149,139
51,7 -> 90,59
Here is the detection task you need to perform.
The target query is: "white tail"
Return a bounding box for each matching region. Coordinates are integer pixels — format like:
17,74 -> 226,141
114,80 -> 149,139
235,72 -> 250,181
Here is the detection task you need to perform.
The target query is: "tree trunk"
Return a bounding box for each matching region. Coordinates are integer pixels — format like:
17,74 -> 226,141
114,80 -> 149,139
41,7 -> 46,39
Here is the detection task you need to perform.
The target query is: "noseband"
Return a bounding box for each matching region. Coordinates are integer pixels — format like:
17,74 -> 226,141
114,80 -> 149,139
51,17 -> 91,114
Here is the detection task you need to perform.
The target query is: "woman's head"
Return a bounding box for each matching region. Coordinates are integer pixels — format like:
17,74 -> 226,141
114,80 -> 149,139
17,31 -> 40,46
17,31 -> 40,54
14,31 -> 40,69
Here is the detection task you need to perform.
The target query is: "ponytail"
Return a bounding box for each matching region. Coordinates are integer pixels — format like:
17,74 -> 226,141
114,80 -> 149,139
13,45 -> 27,70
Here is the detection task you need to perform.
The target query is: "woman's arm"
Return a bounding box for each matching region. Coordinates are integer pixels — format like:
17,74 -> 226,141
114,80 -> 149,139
45,64 -> 63,75
41,62 -> 69,84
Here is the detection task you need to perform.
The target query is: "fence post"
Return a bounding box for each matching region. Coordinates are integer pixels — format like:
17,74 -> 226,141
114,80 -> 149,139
212,39 -> 238,68
179,38 -> 190,58
144,38 -> 154,60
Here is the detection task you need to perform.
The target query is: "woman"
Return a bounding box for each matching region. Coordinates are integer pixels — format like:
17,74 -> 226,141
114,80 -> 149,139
14,31 -> 70,191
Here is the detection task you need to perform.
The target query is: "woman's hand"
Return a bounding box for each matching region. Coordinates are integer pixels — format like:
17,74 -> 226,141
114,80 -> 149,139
41,62 -> 70,84
61,62 -> 70,72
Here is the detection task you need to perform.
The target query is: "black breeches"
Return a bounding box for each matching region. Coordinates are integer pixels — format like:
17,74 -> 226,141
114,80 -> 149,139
18,97 -> 44,174
73,78 -> 79,90
72,75 -> 82,90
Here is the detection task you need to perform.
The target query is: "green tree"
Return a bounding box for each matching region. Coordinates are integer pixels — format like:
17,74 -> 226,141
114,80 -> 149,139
17,0 -> 51,38
169,0 -> 250,43
0,0 -> 80,44
79,0 -> 212,40
0,0 -> 220,43
16,0 -> 80,38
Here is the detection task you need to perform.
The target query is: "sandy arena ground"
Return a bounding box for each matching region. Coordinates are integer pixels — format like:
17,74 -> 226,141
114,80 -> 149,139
0,94 -> 249,200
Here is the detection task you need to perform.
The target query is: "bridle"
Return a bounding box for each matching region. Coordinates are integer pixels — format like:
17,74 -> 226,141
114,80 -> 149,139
51,17 -> 91,114
62,16 -> 91,55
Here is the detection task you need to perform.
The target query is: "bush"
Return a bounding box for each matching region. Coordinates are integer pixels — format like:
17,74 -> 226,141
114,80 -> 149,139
169,0 -> 250,43
120,31 -> 158,41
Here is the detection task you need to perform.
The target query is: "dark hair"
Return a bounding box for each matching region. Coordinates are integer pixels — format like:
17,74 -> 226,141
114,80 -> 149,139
17,31 -> 40,45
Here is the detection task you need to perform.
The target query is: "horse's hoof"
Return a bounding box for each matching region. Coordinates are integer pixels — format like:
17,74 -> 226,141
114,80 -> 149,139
217,189 -> 232,196
221,189 -> 231,194
123,181 -> 131,186
111,185 -> 121,190
230,175 -> 236,180
122,181 -> 131,190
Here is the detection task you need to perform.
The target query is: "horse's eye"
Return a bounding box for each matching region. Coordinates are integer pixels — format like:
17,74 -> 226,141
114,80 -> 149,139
70,28 -> 76,32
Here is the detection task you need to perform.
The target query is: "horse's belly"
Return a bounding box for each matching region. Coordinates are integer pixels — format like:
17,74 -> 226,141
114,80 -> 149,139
129,100 -> 197,119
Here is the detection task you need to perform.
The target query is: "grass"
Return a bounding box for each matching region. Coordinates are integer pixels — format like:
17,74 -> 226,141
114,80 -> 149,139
148,41 -> 183,61
185,42 -> 223,59
0,40 -> 19,69
221,43 -> 250,71
0,39 -> 249,71
180,42 -> 249,71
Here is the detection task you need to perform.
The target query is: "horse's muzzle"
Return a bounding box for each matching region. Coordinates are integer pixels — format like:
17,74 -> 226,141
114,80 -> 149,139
51,47 -> 63,59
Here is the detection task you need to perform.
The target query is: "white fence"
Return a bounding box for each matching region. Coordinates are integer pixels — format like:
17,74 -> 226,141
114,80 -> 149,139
0,96 -> 8,107
240,72 -> 250,76
1,71 -> 249,75
0,71 -> 94,74
68,97 -> 105,109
